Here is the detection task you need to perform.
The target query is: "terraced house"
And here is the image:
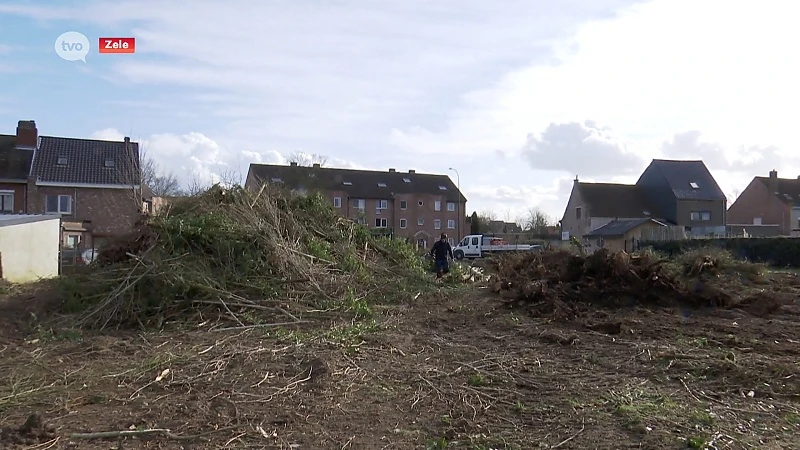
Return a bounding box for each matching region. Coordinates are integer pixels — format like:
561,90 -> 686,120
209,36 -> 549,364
0,120 -> 143,251
246,162 -> 468,248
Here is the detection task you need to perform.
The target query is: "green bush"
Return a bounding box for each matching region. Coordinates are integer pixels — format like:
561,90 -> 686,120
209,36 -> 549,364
642,238 -> 800,267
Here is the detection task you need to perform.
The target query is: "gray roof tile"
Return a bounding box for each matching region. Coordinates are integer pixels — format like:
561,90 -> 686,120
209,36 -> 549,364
756,176 -> 800,207
248,164 -> 467,202
31,136 -> 140,185
585,218 -> 666,237
578,182 -> 659,218
0,134 -> 34,181
643,159 -> 726,200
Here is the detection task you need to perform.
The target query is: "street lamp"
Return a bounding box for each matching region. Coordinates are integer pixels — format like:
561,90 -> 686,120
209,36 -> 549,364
448,167 -> 460,242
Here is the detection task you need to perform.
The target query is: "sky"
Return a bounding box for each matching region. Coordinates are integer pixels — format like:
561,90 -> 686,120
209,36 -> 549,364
1,0 -> 799,224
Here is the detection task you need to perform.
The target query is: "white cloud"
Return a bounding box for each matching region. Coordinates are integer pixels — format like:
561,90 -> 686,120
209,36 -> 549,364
4,0 -> 800,220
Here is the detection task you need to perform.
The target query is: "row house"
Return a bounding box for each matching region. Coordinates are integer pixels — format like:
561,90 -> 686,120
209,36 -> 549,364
0,120 -> 143,250
245,162 -> 468,248
727,170 -> 800,236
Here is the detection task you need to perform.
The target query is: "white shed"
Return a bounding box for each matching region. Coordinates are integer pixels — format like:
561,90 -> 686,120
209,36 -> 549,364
0,214 -> 61,283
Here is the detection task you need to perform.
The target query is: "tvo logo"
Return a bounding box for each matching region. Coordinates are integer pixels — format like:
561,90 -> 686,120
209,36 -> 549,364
55,31 -> 90,62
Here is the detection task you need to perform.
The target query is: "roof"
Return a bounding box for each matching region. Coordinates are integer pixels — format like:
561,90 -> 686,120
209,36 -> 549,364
756,176 -> 800,206
30,136 -> 140,186
578,182 -> 657,218
0,134 -> 34,181
0,214 -> 60,227
640,159 -> 726,200
248,164 -> 467,202
585,218 -> 666,237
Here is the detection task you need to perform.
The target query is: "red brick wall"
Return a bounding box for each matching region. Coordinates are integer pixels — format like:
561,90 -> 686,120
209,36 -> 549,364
0,182 -> 26,213
727,178 -> 789,233
26,183 -> 141,236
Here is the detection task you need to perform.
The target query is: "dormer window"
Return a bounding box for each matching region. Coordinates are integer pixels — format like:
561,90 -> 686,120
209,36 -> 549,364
271,177 -> 282,183
403,178 -> 411,183
104,159 -> 115,168
377,182 -> 387,187
439,185 -> 447,190
57,156 -> 67,165
343,181 -> 352,186
643,210 -> 650,216
689,182 -> 699,189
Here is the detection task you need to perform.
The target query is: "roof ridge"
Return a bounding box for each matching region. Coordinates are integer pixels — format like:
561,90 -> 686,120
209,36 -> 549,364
41,135 -> 137,145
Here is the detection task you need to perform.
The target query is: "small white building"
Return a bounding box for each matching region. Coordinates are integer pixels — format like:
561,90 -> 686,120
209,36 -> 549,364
0,214 -> 61,283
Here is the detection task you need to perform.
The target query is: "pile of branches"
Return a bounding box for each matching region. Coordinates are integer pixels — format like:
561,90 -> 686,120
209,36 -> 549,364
488,248 -> 733,319
63,184 -> 426,329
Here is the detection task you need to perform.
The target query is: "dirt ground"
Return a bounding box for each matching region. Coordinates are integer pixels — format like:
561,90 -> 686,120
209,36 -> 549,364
1,272 -> 800,449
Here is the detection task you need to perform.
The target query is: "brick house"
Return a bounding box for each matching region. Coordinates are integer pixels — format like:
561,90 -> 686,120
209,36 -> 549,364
12,121 -> 143,250
0,121 -> 37,214
726,170 -> 800,236
561,159 -> 727,243
246,163 -> 468,248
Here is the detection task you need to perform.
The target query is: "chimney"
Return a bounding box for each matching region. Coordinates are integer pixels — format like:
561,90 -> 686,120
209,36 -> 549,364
312,163 -> 320,169
124,136 -> 130,144
408,169 -> 415,174
389,168 -> 396,172
15,120 -> 38,149
574,175 -> 579,186
290,162 -> 298,167
769,169 -> 778,193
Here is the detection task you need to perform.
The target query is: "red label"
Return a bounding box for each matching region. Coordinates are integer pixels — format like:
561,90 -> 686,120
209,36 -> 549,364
98,37 -> 135,54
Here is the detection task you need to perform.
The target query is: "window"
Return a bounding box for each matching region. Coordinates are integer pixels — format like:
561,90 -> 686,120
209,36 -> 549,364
0,191 -> 13,212
333,197 -> 342,208
418,200 -> 424,206
56,156 -> 67,165
447,219 -> 455,229
46,194 -> 72,214
434,200 -> 441,211
353,198 -> 365,210
447,202 -> 456,212
689,182 -> 699,189
104,159 -> 115,168
471,237 -> 479,245
377,200 -> 388,209
65,235 -> 79,249
400,200 -> 407,210
377,182 -> 387,187
270,177 -> 282,182
375,218 -> 388,228
400,218 -> 407,229
753,217 -> 762,225
438,185 -> 447,190
690,211 -> 711,221
403,177 -> 411,183
343,181 -> 352,186
575,206 -> 582,220
418,218 -> 424,226
434,219 -> 441,229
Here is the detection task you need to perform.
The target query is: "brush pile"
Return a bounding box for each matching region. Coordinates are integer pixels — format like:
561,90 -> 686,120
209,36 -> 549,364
62,184 -> 426,329
488,248 -> 735,319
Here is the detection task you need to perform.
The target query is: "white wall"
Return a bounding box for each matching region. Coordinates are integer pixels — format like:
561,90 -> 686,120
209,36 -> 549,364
0,218 -> 61,283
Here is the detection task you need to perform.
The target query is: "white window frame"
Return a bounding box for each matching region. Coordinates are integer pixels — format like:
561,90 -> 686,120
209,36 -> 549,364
434,219 -> 441,229
418,200 -> 424,206
355,198 -> 365,210
690,211 -> 711,221
434,200 -> 441,211
447,202 -> 456,212
377,200 -> 388,209
400,200 -> 407,210
400,218 -> 407,229
0,190 -> 13,212
417,218 -> 424,226
46,194 -> 72,214
374,218 -> 388,228
333,197 -> 342,208
447,219 -> 455,229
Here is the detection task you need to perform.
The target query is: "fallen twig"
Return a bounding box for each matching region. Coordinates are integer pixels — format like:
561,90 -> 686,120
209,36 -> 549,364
212,321 -> 309,332
551,417 -> 585,448
69,424 -> 242,441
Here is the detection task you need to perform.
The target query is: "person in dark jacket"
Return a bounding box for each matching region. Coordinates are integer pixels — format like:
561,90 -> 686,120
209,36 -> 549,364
430,233 -> 454,280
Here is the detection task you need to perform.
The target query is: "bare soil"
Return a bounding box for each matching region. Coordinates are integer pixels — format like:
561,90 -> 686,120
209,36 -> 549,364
1,273 -> 800,449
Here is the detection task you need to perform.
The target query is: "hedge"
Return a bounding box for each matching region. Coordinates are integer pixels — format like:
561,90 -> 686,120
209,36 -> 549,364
641,238 -> 800,267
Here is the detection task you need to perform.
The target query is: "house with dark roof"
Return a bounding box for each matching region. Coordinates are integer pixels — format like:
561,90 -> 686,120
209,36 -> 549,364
4,120 -> 143,250
560,159 -> 726,244
246,162 -> 467,248
727,170 -> 800,236
584,218 -> 668,253
0,121 -> 37,214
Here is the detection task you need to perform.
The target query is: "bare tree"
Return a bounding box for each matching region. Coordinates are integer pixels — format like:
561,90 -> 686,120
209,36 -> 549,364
520,207 -> 553,234
287,151 -> 329,167
139,147 -> 183,197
